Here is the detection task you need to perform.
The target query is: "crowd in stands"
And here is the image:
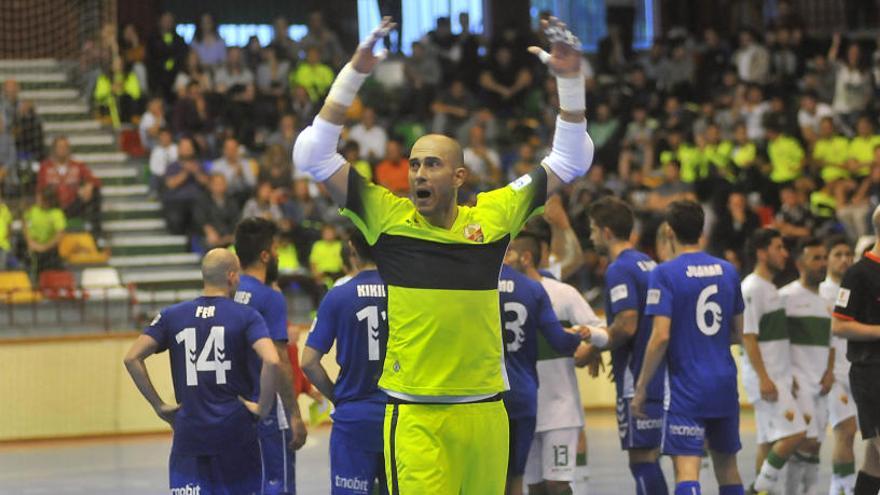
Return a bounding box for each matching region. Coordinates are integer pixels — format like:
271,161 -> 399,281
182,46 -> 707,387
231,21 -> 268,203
3,3 -> 880,305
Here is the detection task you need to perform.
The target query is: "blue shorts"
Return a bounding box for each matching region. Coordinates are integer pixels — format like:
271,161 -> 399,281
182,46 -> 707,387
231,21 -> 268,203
617,397 -> 663,450
169,438 -> 262,495
508,415 -> 536,477
258,412 -> 296,494
330,427 -> 387,495
661,411 -> 741,457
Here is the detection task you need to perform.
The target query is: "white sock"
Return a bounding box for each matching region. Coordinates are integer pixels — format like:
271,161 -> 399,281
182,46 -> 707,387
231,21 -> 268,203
802,458 -> 819,495
572,465 -> 590,495
754,458 -> 784,491
785,457 -> 805,495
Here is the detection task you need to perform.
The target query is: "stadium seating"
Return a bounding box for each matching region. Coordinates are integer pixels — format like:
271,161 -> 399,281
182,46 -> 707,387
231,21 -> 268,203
80,267 -> 130,300
0,271 -> 42,304
58,233 -> 110,265
38,270 -> 78,300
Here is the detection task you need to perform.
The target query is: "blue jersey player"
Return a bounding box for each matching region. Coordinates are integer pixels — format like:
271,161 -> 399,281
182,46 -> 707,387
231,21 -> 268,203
498,261 -> 583,495
234,218 -> 307,494
632,201 -> 746,495
124,249 -> 281,495
584,196 -> 667,495
302,231 -> 389,495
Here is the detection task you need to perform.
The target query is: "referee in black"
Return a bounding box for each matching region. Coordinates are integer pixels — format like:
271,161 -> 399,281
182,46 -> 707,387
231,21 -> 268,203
833,204 -> 880,495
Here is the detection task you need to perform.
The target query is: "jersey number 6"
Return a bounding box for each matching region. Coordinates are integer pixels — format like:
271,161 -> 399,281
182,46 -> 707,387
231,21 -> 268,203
696,284 -> 722,336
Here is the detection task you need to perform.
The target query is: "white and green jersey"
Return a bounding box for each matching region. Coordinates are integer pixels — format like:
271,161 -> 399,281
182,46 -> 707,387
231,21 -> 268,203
819,278 -> 848,380
741,273 -> 791,404
536,277 -> 603,432
781,280 -> 832,388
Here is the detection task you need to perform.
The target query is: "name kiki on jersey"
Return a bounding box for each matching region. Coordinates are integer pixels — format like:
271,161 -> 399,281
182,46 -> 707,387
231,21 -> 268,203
356,284 -> 386,298
685,264 -> 723,278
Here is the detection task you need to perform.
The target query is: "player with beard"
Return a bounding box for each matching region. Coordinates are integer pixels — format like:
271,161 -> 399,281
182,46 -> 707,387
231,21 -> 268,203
820,235 -> 857,495
741,229 -> 805,495
582,196 -> 666,495
780,237 -> 833,495
234,218 -> 307,494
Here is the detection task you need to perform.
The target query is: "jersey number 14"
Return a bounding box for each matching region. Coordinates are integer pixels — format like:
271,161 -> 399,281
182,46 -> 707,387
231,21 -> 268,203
175,326 -> 232,386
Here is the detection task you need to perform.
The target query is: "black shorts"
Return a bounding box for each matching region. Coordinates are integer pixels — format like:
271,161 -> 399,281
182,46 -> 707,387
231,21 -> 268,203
850,363 -> 880,439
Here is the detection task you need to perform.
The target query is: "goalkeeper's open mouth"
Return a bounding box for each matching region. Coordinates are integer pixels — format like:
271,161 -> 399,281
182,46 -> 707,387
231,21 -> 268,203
412,185 -> 435,210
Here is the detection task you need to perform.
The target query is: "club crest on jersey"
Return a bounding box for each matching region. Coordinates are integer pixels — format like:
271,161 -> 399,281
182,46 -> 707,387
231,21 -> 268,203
784,409 -> 795,422
464,223 -> 484,242
836,288 -> 851,308
840,394 -> 848,405
510,174 -> 532,191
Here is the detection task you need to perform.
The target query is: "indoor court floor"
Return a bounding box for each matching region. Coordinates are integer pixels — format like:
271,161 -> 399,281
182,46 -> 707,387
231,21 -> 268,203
0,411 -> 853,494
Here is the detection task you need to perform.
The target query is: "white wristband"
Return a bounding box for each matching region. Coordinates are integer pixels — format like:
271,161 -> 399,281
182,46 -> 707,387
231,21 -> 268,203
326,63 -> 369,107
557,74 -> 585,113
589,327 -> 610,349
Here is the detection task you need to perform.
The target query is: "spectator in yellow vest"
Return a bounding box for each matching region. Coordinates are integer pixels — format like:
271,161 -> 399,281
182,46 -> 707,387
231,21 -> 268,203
94,58 -> 144,128
812,116 -> 851,182
846,115 -> 880,178
290,47 -> 335,103
309,223 -> 344,285
659,128 -> 702,183
765,123 -> 805,184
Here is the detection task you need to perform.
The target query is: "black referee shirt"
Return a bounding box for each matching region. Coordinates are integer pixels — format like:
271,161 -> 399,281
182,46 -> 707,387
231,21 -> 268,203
833,250 -> 880,364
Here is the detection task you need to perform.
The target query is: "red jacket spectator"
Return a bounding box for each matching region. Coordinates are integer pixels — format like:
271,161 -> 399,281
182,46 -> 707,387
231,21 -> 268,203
37,157 -> 101,209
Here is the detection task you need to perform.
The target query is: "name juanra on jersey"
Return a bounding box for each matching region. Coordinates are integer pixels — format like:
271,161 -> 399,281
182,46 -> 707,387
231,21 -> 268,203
685,264 -> 723,278
356,284 -> 386,298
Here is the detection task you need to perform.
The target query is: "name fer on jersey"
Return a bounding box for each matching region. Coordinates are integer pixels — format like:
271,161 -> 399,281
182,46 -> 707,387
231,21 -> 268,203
195,306 -> 216,319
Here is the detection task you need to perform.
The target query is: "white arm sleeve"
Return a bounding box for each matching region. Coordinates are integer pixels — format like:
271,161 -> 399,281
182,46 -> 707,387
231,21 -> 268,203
542,116 -> 594,184
292,116 -> 346,182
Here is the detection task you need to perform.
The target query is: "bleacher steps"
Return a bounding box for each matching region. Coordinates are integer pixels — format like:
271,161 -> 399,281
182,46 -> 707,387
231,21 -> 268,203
109,234 -> 186,248
122,269 -> 203,285
20,88 -> 79,100
0,58 -> 58,70
102,184 -> 148,197
110,253 -> 200,268
73,151 -> 127,163
92,167 -> 138,180
45,134 -> 114,147
102,200 -> 161,213
44,120 -> 102,133
104,218 -> 166,233
35,103 -> 88,115
7,72 -> 66,84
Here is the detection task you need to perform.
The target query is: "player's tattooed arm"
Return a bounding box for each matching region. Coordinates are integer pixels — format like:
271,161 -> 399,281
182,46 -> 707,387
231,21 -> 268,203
123,334 -> 180,425
631,315 -> 671,418
300,345 -> 336,404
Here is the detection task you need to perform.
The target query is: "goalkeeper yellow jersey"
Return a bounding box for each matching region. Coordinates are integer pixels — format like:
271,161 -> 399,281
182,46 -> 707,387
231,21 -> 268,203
341,167 -> 547,397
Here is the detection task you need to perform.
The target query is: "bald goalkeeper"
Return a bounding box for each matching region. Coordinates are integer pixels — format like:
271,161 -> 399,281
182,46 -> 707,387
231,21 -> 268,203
293,17 -> 594,494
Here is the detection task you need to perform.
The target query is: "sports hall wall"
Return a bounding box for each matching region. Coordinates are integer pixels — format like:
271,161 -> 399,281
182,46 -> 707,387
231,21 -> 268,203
0,331 -> 745,442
